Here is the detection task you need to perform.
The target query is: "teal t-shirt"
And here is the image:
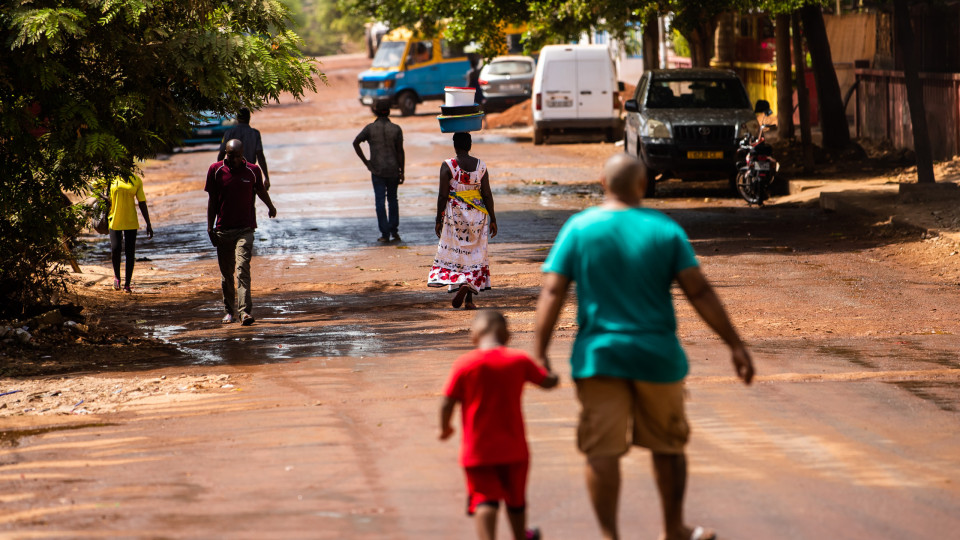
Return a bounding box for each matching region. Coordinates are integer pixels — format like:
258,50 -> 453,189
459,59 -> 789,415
542,207 -> 699,383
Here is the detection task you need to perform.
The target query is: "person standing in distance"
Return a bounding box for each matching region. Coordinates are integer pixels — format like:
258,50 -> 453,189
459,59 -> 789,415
533,154 -> 754,540
217,107 -> 271,190
206,139 -> 277,326
353,97 -> 405,243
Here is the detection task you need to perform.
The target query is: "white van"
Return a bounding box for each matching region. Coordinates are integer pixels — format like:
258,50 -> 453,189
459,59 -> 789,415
532,44 -> 622,145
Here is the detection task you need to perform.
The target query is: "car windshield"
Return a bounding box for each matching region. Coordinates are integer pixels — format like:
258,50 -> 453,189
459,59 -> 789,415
645,79 -> 750,109
484,61 -> 533,76
372,41 -> 406,68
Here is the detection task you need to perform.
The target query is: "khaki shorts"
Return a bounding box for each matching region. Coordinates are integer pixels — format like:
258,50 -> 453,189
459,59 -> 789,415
575,376 -> 689,457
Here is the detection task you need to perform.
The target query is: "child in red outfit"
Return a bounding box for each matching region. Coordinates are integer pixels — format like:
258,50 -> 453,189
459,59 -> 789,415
440,310 -> 559,540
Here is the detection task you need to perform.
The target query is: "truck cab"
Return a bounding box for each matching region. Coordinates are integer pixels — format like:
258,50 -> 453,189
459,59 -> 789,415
358,29 -> 471,116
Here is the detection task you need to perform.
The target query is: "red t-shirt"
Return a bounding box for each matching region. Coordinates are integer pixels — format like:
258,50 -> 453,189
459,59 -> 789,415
444,347 -> 549,467
204,160 -> 264,230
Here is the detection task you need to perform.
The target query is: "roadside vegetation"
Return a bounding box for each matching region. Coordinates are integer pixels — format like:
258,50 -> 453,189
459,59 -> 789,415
0,0 -> 320,319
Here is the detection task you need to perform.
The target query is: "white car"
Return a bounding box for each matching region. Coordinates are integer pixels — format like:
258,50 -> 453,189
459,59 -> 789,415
532,44 -> 622,144
479,55 -> 536,112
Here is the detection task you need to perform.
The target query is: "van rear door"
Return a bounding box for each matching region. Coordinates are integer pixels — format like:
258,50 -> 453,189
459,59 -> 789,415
540,57 -> 577,119
576,49 -> 613,119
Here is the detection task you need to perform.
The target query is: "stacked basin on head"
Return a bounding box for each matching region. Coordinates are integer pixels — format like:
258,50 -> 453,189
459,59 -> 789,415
437,87 -> 483,133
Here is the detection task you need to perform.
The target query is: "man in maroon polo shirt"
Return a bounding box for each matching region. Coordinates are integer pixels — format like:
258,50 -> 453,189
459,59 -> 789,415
205,139 -> 277,326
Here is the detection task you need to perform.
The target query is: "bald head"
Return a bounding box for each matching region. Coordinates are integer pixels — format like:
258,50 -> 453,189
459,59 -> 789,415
601,153 -> 647,202
224,139 -> 245,169
471,309 -> 509,346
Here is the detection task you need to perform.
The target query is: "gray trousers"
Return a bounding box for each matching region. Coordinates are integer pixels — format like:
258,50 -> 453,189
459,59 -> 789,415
215,228 -> 255,317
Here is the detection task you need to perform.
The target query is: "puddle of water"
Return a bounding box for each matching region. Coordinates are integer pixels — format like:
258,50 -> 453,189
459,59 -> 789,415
144,325 -> 384,366
817,345 -> 877,369
149,325 -> 188,341
0,423 -> 116,447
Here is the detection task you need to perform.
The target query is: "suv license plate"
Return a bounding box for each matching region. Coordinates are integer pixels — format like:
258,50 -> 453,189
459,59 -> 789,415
196,129 -> 213,135
687,151 -> 723,159
548,98 -> 573,108
361,96 -> 373,105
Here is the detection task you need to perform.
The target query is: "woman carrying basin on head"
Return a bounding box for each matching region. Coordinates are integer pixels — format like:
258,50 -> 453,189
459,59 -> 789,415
428,132 -> 497,309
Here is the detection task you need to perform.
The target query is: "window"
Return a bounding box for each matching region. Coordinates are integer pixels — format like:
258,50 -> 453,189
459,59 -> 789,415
441,39 -> 465,59
645,79 -> 750,109
486,60 -> 533,76
372,41 -> 406,68
407,41 -> 434,65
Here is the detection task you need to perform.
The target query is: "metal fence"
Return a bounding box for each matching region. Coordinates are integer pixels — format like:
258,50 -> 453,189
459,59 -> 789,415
856,68 -> 960,160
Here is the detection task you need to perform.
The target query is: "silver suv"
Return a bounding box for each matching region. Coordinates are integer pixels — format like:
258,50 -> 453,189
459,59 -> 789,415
623,69 -> 760,197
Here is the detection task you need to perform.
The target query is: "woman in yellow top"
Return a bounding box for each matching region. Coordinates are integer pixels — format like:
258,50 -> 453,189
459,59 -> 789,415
106,175 -> 153,292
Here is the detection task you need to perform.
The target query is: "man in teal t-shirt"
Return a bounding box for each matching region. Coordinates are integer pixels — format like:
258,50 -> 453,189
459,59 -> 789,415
534,154 -> 754,540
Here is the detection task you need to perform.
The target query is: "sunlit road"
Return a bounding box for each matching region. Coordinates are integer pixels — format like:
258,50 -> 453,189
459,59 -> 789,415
3,56 -> 959,539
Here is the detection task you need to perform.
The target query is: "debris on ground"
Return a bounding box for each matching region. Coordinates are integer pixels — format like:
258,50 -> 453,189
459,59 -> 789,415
486,100 -> 532,129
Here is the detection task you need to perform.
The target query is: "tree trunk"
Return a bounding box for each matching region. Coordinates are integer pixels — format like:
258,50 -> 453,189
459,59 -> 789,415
775,13 -> 794,139
714,12 -> 736,64
688,17 -> 717,68
642,11 -> 660,72
893,0 -> 935,183
793,12 -> 814,172
800,4 -> 850,150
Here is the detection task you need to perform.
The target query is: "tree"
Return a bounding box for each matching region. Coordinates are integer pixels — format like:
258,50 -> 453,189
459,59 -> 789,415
774,13 -> 794,138
799,3 -> 850,150
893,0 -> 935,183
346,0 -> 661,58
792,10 -> 815,171
0,0 -> 320,318
284,0 -> 366,56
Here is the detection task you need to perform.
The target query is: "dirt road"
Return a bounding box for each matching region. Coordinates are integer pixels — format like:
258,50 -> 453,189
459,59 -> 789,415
2,54 -> 960,539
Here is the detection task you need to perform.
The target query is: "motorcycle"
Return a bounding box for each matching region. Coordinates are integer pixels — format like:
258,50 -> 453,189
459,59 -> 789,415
734,102 -> 779,206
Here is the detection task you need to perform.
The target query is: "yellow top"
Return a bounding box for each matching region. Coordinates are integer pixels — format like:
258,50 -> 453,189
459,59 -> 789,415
107,175 -> 146,231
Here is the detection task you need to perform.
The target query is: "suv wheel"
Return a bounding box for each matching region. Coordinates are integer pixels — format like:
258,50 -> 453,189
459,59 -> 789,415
397,91 -> 417,116
533,127 -> 545,145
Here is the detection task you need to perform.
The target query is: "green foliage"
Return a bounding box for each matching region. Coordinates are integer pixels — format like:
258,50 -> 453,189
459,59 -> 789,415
0,0 -> 321,318
281,0 -> 366,56
671,28 -> 691,58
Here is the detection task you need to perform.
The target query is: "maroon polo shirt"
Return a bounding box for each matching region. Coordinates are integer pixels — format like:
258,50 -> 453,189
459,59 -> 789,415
205,160 -> 264,230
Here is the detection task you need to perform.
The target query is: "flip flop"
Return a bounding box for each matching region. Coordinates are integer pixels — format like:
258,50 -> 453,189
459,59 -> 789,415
690,526 -> 717,540
452,286 -> 469,308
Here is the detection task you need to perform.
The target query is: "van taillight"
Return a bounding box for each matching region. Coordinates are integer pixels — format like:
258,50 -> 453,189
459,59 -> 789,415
536,93 -> 541,111
613,91 -> 619,109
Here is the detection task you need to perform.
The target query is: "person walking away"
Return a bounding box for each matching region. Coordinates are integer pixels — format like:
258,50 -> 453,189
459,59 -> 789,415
428,132 -> 497,309
206,139 -> 277,326
217,107 -> 271,190
533,154 -> 755,540
440,310 -> 558,540
466,53 -> 486,109
104,174 -> 154,293
353,97 -> 405,243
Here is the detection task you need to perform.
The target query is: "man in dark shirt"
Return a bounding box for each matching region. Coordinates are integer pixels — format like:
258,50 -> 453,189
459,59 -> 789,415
353,98 -> 405,243
217,108 -> 271,190
206,139 -> 277,326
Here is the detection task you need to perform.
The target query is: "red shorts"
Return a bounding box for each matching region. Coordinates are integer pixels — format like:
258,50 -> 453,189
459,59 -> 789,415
463,461 -> 529,515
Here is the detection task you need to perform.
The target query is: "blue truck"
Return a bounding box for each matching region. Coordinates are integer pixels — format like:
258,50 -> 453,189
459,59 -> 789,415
358,28 -> 472,116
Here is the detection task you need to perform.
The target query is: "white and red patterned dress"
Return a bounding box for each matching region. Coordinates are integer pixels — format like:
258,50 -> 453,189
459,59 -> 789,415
428,157 -> 492,294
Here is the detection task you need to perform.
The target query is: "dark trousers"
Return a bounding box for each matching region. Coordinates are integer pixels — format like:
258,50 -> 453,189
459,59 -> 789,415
109,229 -> 137,285
371,174 -> 399,237
215,228 -> 255,317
